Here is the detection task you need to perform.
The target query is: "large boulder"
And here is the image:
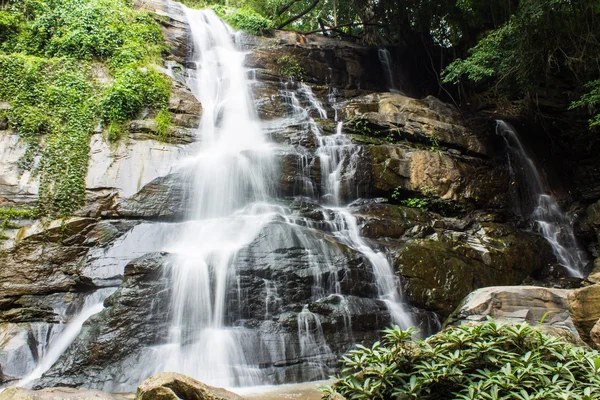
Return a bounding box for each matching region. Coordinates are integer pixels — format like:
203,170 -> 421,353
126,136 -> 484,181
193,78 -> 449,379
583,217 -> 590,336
445,286 -> 582,344
115,174 -> 190,220
135,372 -> 243,400
568,284 -> 600,348
393,223 -> 555,318
342,93 -> 491,156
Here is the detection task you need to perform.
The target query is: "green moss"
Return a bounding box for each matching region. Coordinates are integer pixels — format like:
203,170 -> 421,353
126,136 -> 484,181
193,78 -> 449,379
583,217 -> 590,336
106,121 -> 125,142
0,207 -> 37,240
0,207 -> 37,219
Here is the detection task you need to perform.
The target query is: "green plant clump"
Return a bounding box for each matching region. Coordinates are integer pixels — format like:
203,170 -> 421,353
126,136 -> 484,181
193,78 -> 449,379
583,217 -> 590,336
323,320 -> 600,400
274,55 -> 305,80
155,108 -> 171,140
210,4 -> 273,36
0,0 -> 170,216
0,207 -> 37,240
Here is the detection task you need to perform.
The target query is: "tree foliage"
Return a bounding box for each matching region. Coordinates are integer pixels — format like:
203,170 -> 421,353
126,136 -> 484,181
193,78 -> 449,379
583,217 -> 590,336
323,320 -> 600,400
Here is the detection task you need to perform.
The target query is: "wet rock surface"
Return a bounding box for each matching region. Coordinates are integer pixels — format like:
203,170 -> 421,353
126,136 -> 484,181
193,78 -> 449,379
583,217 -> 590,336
41,253 -> 173,389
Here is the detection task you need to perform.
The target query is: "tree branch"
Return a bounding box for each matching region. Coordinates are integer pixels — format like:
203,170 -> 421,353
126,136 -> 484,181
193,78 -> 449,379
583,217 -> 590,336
277,0 -> 321,30
275,0 -> 300,18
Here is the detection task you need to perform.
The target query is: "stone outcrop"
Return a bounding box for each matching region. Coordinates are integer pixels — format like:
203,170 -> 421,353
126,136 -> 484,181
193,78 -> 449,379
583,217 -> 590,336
135,372 -> 242,400
41,253 -> 173,389
0,0 -> 587,390
568,284 -> 600,348
445,286 -> 582,343
343,93 -> 490,156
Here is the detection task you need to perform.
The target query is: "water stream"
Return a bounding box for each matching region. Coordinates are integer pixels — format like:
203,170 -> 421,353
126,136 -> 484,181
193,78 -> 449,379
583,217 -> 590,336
497,120 -> 586,277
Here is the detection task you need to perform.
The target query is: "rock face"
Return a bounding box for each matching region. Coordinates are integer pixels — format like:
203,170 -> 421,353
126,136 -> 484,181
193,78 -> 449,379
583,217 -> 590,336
135,372 -> 243,400
445,286 -> 580,338
393,228 -> 554,318
41,253 -> 173,389
568,284 -> 600,348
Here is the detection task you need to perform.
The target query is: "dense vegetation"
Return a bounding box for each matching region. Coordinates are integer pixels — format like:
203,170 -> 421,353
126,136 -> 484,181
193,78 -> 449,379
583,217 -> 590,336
0,0 -> 169,216
189,0 -> 600,132
323,320 -> 600,400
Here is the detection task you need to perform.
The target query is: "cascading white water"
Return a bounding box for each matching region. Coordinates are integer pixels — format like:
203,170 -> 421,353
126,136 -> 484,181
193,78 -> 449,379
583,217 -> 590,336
9,7 -> 415,389
282,83 -> 413,328
158,7 -> 278,387
497,120 -> 586,278
17,288 -> 113,387
378,48 -> 400,93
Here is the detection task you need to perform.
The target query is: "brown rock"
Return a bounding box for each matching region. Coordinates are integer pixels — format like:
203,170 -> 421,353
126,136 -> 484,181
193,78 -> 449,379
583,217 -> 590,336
445,286 -> 582,343
568,284 -> 600,347
343,93 -> 489,156
135,372 -> 243,400
591,319 -> 600,348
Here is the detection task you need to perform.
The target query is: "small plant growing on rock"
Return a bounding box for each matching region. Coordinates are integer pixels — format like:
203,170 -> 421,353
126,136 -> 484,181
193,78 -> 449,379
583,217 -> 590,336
322,320 -> 600,400
274,55 -> 305,80
155,108 -> 171,141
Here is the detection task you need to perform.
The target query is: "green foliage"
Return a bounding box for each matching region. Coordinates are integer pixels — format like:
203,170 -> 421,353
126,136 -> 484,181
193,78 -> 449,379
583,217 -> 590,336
391,185 -> 462,216
0,207 -> 37,240
106,121 -> 125,142
155,108 -> 171,140
274,55 -> 305,80
0,0 -> 170,216
215,5 -> 273,35
353,118 -> 372,136
0,10 -> 19,43
8,0 -> 164,65
399,197 -> 429,209
570,80 -> 600,128
0,54 -> 96,215
323,321 -> 600,400
443,0 -> 600,124
101,67 -> 170,122
183,2 -> 273,35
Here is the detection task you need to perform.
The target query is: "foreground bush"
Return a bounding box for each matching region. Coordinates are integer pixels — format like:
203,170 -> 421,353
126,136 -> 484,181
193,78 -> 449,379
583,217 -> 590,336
322,320 -> 600,400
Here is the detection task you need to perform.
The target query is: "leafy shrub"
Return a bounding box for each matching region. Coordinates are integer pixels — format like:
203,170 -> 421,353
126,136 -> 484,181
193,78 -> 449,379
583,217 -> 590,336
323,321 -> 600,400
0,10 -> 20,43
570,80 -> 600,128
101,67 -> 170,122
208,4 -> 273,35
0,0 -> 170,216
274,55 -> 305,80
155,108 -> 171,140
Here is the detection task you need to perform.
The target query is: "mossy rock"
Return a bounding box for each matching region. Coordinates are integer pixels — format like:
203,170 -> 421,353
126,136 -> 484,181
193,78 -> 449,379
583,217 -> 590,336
394,226 -> 554,317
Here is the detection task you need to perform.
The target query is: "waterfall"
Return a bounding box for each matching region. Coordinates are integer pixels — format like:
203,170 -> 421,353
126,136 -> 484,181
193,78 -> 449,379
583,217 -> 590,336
497,120 -> 586,278
16,289 -> 113,387
158,7 -> 277,387
378,48 -> 400,93
11,6 -> 414,389
281,83 -> 412,328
